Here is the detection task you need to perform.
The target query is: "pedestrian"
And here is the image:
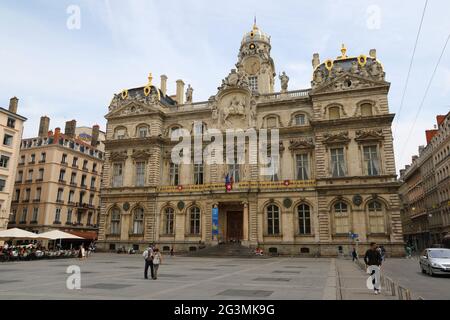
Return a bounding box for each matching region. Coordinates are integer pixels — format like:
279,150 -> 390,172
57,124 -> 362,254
364,242 -> 382,295
405,245 -> 412,259
352,247 -> 358,261
170,247 -> 174,257
152,248 -> 162,280
143,244 -> 154,280
78,244 -> 84,260
380,246 -> 386,262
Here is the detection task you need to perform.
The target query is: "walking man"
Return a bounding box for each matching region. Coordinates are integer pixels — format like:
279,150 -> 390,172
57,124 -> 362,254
364,242 -> 382,295
143,244 -> 154,280
352,247 -> 358,261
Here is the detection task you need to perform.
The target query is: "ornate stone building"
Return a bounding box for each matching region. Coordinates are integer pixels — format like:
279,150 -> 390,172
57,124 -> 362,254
98,23 -> 404,256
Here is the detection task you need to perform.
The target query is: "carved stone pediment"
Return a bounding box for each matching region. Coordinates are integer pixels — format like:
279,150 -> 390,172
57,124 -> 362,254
213,87 -> 251,130
323,132 -> 350,146
355,129 -> 384,143
110,151 -> 128,161
289,138 -> 315,150
312,73 -> 387,95
131,149 -> 152,160
107,100 -> 161,119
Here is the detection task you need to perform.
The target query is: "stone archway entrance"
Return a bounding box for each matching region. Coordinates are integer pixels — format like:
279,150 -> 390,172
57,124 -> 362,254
218,202 -> 247,244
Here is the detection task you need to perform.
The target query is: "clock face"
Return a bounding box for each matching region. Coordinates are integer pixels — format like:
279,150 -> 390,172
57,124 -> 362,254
244,57 -> 261,75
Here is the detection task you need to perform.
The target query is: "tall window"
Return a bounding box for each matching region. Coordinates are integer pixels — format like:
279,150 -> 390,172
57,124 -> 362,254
329,106 -> 340,120
298,204 -> 311,235
54,208 -> 61,223
169,162 -> 179,185
194,123 -> 204,135
112,163 -> 123,187
56,188 -> 64,202
31,208 -> 39,222
27,170 -> 33,181
0,155 -> 10,168
38,169 -> 44,180
87,212 -> 93,226
16,170 -> 23,182
334,202 -> 349,234
68,190 -> 75,203
249,76 -> 258,92
89,194 -> 94,206
24,188 -> 31,201
296,154 -> 309,180
135,162 -> 146,186
190,207 -> 201,235
360,103 -> 373,116
164,207 -> 174,234
294,114 -> 306,126
59,169 -> 66,181
267,204 -> 280,235
81,174 -> 87,187
194,164 -> 203,185
20,208 -> 27,223
40,152 -> 46,162
10,209 -> 16,223
132,208 -> 144,234
110,208 -> 121,235
67,209 -> 73,224
0,179 -> 5,192
363,146 -> 380,176
228,163 -> 240,183
368,201 -> 385,233
90,177 -> 96,188
61,154 -> 67,164
35,188 -> 41,201
330,148 -> 346,177
3,134 -> 13,146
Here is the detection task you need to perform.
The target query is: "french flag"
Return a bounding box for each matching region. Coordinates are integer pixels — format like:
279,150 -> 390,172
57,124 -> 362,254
225,174 -> 232,192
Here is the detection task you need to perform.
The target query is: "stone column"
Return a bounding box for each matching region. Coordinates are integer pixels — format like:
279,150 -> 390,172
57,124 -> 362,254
243,202 -> 249,245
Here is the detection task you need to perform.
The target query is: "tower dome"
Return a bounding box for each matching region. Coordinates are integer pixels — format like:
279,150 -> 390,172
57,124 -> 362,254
241,21 -> 271,47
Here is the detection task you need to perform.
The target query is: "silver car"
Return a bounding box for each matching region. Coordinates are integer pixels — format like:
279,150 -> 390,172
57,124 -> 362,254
419,248 -> 450,276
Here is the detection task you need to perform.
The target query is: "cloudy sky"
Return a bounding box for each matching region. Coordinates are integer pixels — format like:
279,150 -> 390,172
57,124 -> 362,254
1,0 -> 449,173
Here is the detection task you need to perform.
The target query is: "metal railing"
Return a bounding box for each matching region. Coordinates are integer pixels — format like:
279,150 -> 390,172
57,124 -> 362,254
354,259 -> 422,300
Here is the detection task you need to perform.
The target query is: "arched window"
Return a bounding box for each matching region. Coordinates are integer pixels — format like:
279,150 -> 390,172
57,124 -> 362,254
298,204 -> 311,235
110,208 -> 121,235
360,103 -> 373,116
334,202 -> 349,234
294,114 -> 306,126
267,204 -> 280,235
329,106 -> 340,120
267,117 -> 277,128
164,207 -> 175,235
137,124 -> 149,138
190,207 -> 201,235
368,201 -> 385,233
132,207 -> 144,234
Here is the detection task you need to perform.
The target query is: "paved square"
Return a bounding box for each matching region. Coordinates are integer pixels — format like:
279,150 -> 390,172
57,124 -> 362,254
0,253 -> 337,300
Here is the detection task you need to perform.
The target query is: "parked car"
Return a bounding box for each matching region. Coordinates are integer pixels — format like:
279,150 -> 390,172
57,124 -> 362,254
419,248 -> 450,276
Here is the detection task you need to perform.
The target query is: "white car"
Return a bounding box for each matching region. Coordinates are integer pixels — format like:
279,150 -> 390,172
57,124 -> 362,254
419,248 -> 450,276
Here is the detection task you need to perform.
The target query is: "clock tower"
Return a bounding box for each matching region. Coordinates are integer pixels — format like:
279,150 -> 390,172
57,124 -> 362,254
237,21 -> 275,95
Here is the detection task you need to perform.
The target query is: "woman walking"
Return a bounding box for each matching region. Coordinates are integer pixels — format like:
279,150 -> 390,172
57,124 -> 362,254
152,248 -> 162,280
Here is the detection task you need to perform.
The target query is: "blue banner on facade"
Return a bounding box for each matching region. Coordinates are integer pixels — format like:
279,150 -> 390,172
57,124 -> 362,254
212,207 -> 219,240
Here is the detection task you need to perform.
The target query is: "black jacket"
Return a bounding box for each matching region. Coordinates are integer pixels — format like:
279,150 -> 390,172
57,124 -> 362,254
364,249 -> 382,266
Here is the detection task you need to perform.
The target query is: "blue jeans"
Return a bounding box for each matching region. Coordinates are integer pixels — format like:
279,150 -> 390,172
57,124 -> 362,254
144,260 -> 154,279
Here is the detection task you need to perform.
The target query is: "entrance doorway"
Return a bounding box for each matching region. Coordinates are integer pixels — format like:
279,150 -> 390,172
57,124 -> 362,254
227,211 -> 243,242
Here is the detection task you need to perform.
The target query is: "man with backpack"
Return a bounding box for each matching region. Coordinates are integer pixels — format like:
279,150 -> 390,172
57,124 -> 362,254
143,244 -> 154,280
364,242 -> 383,295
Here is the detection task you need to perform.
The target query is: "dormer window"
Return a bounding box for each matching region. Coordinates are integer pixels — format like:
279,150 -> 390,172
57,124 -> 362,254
138,126 -> 148,138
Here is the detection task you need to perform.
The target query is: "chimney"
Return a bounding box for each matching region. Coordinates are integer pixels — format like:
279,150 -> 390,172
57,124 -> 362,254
91,125 -> 100,147
64,120 -> 77,138
160,75 -> 168,96
38,116 -> 50,138
9,97 -> 18,114
176,79 -> 185,105
54,127 -> 61,142
312,53 -> 320,69
369,49 -> 377,59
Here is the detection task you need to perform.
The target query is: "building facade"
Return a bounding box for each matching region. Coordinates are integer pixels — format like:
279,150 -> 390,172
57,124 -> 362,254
0,97 -> 27,234
8,117 -> 104,240
98,24 -> 404,256
400,113 -> 450,250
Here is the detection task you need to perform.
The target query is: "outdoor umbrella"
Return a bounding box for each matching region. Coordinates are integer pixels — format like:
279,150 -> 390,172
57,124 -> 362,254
0,228 -> 45,240
38,230 -> 84,249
